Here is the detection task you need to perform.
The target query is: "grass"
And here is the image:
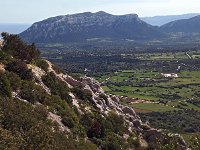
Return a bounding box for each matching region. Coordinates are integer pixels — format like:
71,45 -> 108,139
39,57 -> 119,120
99,69 -> 200,102
130,103 -> 178,112
135,52 -> 188,60
95,50 -> 200,113
101,86 -> 112,92
98,69 -> 200,113
167,101 -> 200,111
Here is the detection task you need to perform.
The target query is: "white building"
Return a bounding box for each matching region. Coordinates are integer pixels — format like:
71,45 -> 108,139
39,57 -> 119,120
161,73 -> 178,78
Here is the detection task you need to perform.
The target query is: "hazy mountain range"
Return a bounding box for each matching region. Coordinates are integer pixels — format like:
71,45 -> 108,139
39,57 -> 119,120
1,12 -> 200,44
141,13 -> 200,26
160,15 -> 200,33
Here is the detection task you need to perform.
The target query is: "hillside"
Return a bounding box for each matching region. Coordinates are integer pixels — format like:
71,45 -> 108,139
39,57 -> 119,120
160,15 -> 200,33
0,33 -> 190,149
19,11 -> 163,43
141,13 -> 200,26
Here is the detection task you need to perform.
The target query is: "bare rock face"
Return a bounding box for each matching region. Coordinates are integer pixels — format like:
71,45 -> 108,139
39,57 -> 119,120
144,129 -> 163,145
20,11 -> 163,43
0,64 -> 5,72
63,75 -> 83,88
82,77 -> 103,94
0,40 -> 3,49
48,112 -> 70,132
122,106 -> 138,118
28,64 -> 51,94
110,95 -> 120,103
78,76 -> 189,149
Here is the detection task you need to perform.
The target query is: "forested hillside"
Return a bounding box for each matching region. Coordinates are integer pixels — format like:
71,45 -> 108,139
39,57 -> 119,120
0,33 -> 191,149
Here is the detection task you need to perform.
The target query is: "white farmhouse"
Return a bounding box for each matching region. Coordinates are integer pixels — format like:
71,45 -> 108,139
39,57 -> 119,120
161,73 -> 178,78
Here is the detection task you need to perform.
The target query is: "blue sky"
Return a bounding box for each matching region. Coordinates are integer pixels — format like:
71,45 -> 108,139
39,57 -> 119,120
1,0 -> 200,23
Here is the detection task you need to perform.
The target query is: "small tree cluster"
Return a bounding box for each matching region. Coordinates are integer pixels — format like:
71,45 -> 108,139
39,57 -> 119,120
1,32 -> 40,63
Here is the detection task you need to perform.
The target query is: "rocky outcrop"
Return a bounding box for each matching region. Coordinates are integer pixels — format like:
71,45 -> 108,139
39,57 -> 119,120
28,64 -> 51,94
48,112 -> 70,132
0,40 -> 3,50
0,64 -> 5,72
42,61 -> 188,149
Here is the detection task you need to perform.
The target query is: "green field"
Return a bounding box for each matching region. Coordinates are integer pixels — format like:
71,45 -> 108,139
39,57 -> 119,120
131,103 -> 178,112
97,50 -> 200,113
99,70 -> 200,101
135,52 -> 189,60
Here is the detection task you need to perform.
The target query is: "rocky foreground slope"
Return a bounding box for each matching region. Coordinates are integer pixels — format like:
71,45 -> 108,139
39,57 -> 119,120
0,33 -> 189,149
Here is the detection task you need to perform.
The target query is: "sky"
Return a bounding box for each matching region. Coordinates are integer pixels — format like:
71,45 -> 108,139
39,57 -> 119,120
1,0 -> 200,24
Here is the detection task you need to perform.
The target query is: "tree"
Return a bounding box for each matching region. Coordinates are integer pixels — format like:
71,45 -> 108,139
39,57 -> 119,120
0,72 -> 11,98
1,32 -> 40,63
6,60 -> 33,80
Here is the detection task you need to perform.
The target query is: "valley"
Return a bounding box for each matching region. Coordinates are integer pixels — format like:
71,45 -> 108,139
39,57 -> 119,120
2,0 -> 200,148
42,46 -> 200,138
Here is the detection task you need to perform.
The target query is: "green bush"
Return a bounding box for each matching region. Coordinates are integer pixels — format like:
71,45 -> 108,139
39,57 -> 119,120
42,72 -> 72,103
61,117 -> 75,129
102,132 -> 124,150
19,81 -> 50,104
0,51 -> 12,64
72,88 -> 93,103
1,32 -> 40,63
106,112 -> 125,135
6,60 -> 33,80
0,72 -> 11,98
48,95 -> 78,125
35,59 -> 49,72
87,120 -> 105,138
5,71 -> 21,91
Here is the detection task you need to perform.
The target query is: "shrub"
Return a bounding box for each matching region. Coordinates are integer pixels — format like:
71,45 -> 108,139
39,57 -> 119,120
1,32 -> 40,63
6,60 -> 33,80
42,72 -> 72,103
72,88 -> 93,102
19,81 -> 50,104
102,132 -> 124,150
0,72 -> 11,98
5,71 -> 21,91
61,117 -> 75,129
106,112 -> 125,135
35,59 -> 49,72
0,51 -> 12,64
87,120 -> 105,138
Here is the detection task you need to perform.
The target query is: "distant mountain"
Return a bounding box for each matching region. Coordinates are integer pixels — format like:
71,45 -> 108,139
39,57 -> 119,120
141,13 -> 200,26
160,15 -> 200,33
19,11 -> 163,43
0,23 -> 30,34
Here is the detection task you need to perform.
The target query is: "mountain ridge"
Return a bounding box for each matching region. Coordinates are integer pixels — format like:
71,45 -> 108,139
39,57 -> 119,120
19,11 -> 163,43
160,15 -> 200,33
141,13 -> 200,26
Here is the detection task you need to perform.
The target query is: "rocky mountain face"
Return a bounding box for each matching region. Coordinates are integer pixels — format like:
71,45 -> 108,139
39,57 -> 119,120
141,13 -> 200,26
0,33 -> 189,149
160,15 -> 200,33
19,11 -> 163,43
